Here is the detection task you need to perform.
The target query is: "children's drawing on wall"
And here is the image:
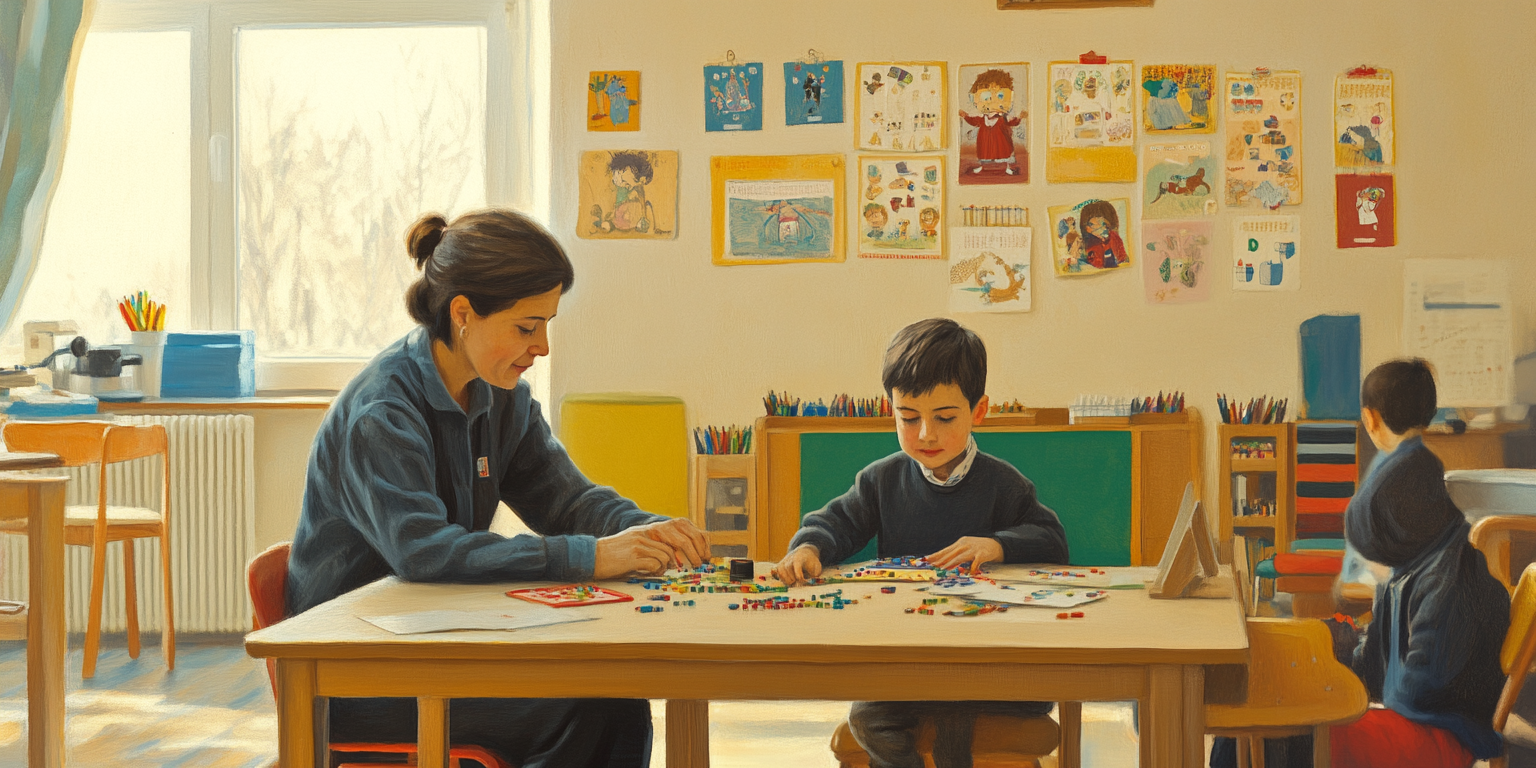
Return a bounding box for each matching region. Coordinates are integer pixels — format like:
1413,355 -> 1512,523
1143,141 -> 1217,219
1224,70 -> 1302,209
949,227 -> 1032,313
586,71 -> 640,132
855,62 -> 946,152
711,154 -> 845,265
784,58 -> 844,126
1335,173 -> 1396,248
576,150 -> 677,240
705,59 -> 763,132
859,155 -> 944,260
1232,215 -> 1300,291
1141,220 -> 1212,305
957,63 -> 1028,184
1140,64 -> 1216,134
1334,67 -> 1393,171
1047,197 -> 1131,276
1046,61 -> 1136,182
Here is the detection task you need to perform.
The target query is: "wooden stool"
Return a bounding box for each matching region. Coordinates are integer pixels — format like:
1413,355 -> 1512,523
830,712 -> 1062,768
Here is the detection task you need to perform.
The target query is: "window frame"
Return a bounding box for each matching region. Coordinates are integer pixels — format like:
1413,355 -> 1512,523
85,0 -> 549,394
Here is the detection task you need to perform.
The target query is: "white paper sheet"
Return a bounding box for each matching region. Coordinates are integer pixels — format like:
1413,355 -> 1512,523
926,584 -> 1110,608
361,607 -> 594,635
1404,259 -> 1513,406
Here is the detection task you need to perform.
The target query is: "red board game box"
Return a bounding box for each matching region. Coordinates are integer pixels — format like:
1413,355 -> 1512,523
506,584 -> 634,608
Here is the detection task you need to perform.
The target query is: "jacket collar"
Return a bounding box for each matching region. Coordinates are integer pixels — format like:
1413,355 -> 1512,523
406,326 -> 492,420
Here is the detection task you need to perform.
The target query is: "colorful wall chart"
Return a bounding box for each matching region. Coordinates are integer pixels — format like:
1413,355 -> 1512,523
855,62 -> 946,152
1046,60 -> 1136,183
1224,70 -> 1301,209
1232,216 -> 1300,291
858,155 -> 945,260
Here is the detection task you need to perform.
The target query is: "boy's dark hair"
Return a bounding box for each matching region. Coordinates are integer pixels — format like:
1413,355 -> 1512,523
1361,358 -> 1437,434
882,318 -> 987,407
606,151 -> 654,184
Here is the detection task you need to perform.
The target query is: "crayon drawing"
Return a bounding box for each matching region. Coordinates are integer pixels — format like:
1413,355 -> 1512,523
1334,68 -> 1394,171
784,60 -> 844,126
858,155 -> 945,260
1224,70 -> 1302,209
576,150 -> 677,240
711,154 -> 845,265
1141,220 -> 1212,305
1232,215 -> 1300,291
705,62 -> 763,132
949,227 -> 1032,312
1143,141 -> 1217,219
1335,173 -> 1396,248
855,62 -> 946,152
1046,61 -> 1136,182
586,70 -> 640,131
1047,197 -> 1132,276
1140,64 -> 1216,134
957,63 -> 1028,184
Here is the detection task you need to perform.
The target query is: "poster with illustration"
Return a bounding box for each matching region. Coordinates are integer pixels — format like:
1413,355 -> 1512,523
1141,220 -> 1212,305
784,60 -> 844,126
1335,173 -> 1396,248
1143,141 -> 1217,219
705,61 -> 763,132
1046,197 -> 1132,276
1334,68 -> 1394,171
576,150 -> 677,240
1224,70 -> 1302,209
858,155 -> 944,260
1140,64 -> 1216,134
586,71 -> 640,132
710,155 -> 844,265
949,227 -> 1031,313
957,63 -> 1028,184
1046,61 -> 1136,183
1232,216 -> 1300,291
855,62 -> 946,152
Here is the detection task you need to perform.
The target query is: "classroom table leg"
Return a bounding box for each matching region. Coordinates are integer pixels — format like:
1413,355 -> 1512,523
27,479 -> 67,768
418,696 -> 450,768
276,659 -> 326,768
1182,665 -> 1205,768
1057,701 -> 1082,768
665,699 -> 709,768
1143,664 -> 1189,768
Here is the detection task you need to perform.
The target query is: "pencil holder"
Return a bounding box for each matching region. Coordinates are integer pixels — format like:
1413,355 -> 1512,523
128,331 -> 166,398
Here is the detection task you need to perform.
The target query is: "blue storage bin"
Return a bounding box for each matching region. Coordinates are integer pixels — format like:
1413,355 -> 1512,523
160,331 -> 254,398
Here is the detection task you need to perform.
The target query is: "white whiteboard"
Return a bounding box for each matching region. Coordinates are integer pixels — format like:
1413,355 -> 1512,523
1403,259 -> 1513,407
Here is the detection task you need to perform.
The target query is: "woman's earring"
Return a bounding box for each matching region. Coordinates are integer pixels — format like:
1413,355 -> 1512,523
459,325 -> 466,340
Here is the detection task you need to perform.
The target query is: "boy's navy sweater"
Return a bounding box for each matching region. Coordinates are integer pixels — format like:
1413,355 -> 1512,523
1346,436 -> 1509,759
788,450 -> 1069,566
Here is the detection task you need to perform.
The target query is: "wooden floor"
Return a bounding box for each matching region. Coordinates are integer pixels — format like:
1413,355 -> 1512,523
0,635 -> 1146,767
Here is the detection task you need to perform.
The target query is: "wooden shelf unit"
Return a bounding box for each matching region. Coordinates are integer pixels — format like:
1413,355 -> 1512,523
691,454 -> 757,560
1219,423 -> 1295,557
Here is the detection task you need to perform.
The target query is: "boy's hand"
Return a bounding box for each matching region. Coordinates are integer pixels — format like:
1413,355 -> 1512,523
927,537 -> 1005,574
632,518 -> 711,569
772,544 -> 823,586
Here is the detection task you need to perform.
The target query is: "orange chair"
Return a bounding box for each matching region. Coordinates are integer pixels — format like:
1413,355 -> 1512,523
0,420 -> 174,678
1491,563 -> 1536,768
247,542 -> 511,768
1472,516 -> 1536,592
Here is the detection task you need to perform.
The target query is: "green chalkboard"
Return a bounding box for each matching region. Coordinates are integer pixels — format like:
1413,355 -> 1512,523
799,430 -> 1133,566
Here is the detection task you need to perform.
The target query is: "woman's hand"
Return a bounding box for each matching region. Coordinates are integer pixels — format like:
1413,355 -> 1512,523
632,518 -> 711,569
593,529 -> 678,579
771,544 -> 823,586
927,537 -> 1004,574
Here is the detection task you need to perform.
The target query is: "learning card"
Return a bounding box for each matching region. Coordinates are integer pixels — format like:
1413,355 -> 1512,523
507,584 -> 634,608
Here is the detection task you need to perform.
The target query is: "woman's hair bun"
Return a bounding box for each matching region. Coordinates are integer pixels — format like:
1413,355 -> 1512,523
406,214 -> 449,269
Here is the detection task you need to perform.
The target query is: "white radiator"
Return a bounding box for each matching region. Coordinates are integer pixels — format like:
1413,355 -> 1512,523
0,414 -> 257,633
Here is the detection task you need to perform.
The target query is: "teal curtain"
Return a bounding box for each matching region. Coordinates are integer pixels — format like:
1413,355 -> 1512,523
0,0 -> 91,334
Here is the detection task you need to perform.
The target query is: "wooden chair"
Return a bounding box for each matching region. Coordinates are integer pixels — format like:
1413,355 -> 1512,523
0,420 -> 173,678
1206,618 -> 1369,768
1491,563 -> 1536,768
829,711 -> 1064,768
1472,516 -> 1536,592
247,542 -> 511,768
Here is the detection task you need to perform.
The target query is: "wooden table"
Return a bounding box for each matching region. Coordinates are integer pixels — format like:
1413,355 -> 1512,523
0,452 -> 68,768
246,565 -> 1248,768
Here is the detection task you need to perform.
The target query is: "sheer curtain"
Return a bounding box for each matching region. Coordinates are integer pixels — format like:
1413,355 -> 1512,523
0,0 -> 92,334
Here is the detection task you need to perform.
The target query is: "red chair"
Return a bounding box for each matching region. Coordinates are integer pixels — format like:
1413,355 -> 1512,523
247,542 -> 510,768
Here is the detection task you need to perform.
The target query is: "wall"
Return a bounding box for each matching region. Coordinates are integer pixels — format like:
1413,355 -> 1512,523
547,0 -> 1536,511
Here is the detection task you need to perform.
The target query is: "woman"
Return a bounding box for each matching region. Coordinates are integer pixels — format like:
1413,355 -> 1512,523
287,209 -> 708,767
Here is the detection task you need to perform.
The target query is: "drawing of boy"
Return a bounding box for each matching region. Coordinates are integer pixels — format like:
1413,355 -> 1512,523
1078,200 -> 1128,269
863,203 -> 889,240
959,69 -> 1023,175
919,207 -> 939,239
773,318 -> 1068,768
601,151 -> 653,233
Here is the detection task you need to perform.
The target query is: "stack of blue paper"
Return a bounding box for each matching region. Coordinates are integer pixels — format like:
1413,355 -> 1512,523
160,331 -> 254,398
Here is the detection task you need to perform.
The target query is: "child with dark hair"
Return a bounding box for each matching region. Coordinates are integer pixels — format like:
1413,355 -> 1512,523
602,151 -> 654,233
773,317 -> 1068,768
1077,200 -> 1128,269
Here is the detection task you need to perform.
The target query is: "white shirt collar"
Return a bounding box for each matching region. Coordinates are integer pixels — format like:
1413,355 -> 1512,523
919,435 -> 978,487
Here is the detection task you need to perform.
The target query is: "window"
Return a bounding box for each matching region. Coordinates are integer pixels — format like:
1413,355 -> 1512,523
12,1 -> 550,401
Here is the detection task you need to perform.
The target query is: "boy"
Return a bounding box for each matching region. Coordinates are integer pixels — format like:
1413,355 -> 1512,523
773,318 -> 1068,768
1337,358 -> 1509,767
